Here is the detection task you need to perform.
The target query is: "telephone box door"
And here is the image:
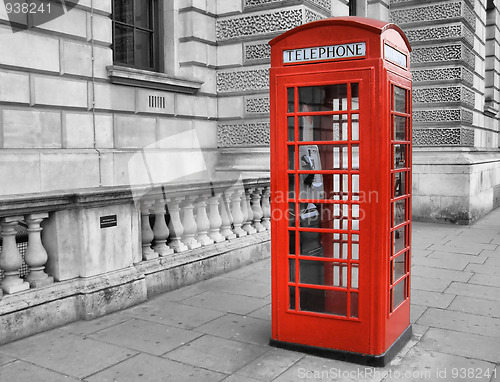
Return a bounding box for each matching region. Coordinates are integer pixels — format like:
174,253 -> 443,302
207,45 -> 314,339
273,68 -> 374,353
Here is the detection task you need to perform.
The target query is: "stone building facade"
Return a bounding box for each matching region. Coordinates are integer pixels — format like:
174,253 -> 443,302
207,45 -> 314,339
0,0 -> 498,223
0,0 -> 499,344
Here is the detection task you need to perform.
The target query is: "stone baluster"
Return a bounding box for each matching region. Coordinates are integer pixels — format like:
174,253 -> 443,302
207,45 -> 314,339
242,187 -> 257,235
181,195 -> 201,249
195,194 -> 214,246
230,189 -> 247,238
151,198 -> 174,257
261,186 -> 271,230
166,197 -> 188,253
0,216 -> 30,294
219,191 -> 236,240
141,200 -> 158,260
251,188 -> 266,232
207,193 -> 226,243
24,213 -> 54,287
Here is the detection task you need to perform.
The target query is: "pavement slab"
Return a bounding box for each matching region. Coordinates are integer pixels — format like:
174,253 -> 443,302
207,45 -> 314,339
381,345 -> 495,382
119,299 -> 225,330
87,318 -> 203,356
0,207 -> 500,381
448,295 -> 500,318
445,281 -> 500,301
419,327 -> 500,364
0,329 -> 137,379
0,359 -> 81,382
235,347 -> 305,382
417,308 -> 500,338
410,290 -> 455,309
164,334 -> 269,374
85,353 -> 226,382
195,313 -> 271,346
180,290 -> 269,315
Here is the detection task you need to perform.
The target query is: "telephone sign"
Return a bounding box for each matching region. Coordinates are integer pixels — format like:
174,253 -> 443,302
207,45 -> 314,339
269,17 -> 412,366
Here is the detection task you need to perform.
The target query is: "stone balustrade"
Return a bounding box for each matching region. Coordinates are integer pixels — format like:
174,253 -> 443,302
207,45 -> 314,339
0,178 -> 271,301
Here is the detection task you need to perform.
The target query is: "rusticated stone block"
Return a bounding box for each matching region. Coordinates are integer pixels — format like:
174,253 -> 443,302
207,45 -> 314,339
216,9 -> 303,41
217,122 -> 270,147
245,96 -> 270,115
244,41 -> 271,63
413,127 -> 474,146
217,68 -> 269,93
411,67 -> 473,85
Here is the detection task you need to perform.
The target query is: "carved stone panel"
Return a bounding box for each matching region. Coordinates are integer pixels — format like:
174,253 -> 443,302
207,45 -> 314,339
413,127 -> 474,146
245,96 -> 270,115
217,68 -> 270,93
411,44 -> 474,69
216,9 -> 303,41
411,67 -> 473,85
244,41 -> 271,63
412,86 -> 474,106
218,122 -> 271,147
404,24 -> 473,46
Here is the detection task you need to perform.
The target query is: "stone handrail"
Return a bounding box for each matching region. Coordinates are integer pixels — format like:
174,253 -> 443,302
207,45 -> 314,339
0,177 -> 271,299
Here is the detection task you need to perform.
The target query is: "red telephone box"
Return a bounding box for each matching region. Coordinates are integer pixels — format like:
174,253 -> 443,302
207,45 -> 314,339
269,17 -> 412,366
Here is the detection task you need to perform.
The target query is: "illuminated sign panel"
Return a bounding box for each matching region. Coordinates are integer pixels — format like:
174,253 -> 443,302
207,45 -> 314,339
384,43 -> 407,67
283,42 -> 366,64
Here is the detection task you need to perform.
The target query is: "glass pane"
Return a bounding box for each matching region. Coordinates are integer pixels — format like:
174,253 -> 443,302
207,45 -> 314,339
351,114 -> 359,140
299,288 -> 347,316
394,86 -> 407,113
393,171 -> 407,198
289,259 -> 295,282
135,30 -> 153,68
288,145 -> 295,170
288,174 -> 295,199
351,83 -> 359,110
114,0 -> 134,24
393,199 -> 406,226
299,260 -> 346,286
393,225 -> 407,255
114,24 -> 134,65
351,204 -> 360,231
289,286 -> 296,310
333,233 -> 349,259
297,173 -> 324,200
287,117 -> 294,142
352,174 -> 360,201
287,88 -> 294,113
299,84 -> 348,112
351,234 -> 359,260
392,279 -> 406,311
298,202 -> 341,230
393,252 -> 406,283
135,0 -> 151,28
352,145 -> 359,170
289,230 -> 296,255
288,203 -> 296,227
333,114 -> 349,141
299,230 -> 323,257
351,292 -> 358,317
299,115 -> 348,141
393,144 -> 407,169
297,144 -> 348,171
351,264 -> 359,289
394,116 -> 407,141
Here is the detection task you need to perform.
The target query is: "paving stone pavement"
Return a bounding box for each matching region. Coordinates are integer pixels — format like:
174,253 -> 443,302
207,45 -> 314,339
1,209 -> 500,381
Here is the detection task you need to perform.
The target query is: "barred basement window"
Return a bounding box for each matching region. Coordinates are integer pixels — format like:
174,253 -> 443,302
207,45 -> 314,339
112,0 -> 160,71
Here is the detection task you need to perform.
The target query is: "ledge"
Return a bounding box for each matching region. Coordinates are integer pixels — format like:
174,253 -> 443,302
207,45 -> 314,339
107,65 -> 203,94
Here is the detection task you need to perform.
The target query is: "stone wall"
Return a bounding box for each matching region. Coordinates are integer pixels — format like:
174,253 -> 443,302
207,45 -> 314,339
0,0 -> 219,196
390,0 -> 500,223
215,0 -> 333,178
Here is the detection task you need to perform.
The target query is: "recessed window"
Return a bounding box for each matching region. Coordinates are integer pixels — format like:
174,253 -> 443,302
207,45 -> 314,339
112,0 -> 159,71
